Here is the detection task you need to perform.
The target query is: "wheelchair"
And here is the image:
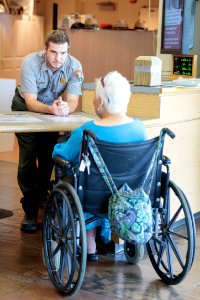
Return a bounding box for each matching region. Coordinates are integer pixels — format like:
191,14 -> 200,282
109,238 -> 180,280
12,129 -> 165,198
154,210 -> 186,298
42,128 -> 196,296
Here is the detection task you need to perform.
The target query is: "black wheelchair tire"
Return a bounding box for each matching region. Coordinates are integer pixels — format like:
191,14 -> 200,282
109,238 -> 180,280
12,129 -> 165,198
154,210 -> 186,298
176,186 -> 196,269
124,242 -> 145,264
43,182 -> 87,296
146,180 -> 195,285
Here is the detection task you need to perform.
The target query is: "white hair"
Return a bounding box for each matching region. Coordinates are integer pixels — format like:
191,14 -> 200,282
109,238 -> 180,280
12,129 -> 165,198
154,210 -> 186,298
95,71 -> 131,114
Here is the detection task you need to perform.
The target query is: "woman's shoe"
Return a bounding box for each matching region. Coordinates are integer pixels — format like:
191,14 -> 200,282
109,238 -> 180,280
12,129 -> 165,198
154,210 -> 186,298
87,252 -> 99,261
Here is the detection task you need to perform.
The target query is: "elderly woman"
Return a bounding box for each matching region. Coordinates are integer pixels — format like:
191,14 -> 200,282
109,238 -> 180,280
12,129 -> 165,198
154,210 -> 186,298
53,71 -> 147,261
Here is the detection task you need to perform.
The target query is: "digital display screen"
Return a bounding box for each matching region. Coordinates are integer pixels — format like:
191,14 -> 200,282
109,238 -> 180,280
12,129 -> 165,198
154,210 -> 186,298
173,55 -> 193,77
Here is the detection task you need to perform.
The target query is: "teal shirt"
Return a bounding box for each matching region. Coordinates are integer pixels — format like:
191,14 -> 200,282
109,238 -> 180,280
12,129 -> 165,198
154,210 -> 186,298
53,118 -> 147,166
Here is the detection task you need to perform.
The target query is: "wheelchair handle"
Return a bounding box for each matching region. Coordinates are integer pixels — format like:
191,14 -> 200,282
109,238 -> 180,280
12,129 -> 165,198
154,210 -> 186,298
53,156 -> 72,169
83,129 -> 98,140
163,128 -> 175,139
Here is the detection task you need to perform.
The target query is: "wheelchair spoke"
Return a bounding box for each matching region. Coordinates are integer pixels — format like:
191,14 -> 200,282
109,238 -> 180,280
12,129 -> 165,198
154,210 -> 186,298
57,251 -> 65,281
50,223 -> 60,237
167,230 -> 189,241
156,241 -> 165,267
51,242 -> 61,260
49,210 -> 71,240
166,205 -> 182,231
152,238 -> 171,273
46,241 -> 61,272
165,238 -> 174,278
54,195 -> 63,227
166,234 -> 185,269
63,246 -> 75,279
64,239 -> 74,258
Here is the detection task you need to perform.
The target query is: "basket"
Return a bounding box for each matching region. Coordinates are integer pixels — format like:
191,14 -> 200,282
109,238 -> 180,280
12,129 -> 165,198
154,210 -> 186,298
134,56 -> 162,86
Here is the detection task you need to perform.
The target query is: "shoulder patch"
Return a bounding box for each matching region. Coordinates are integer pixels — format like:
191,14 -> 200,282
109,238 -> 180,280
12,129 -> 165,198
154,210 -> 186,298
73,70 -> 84,82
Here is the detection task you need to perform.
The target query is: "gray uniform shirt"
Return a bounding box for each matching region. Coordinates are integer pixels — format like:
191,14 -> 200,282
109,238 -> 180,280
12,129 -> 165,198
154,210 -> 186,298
18,50 -> 84,105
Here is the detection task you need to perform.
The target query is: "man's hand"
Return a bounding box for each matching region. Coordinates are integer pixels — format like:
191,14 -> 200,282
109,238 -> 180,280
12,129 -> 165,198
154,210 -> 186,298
22,92 -> 76,116
51,97 -> 70,116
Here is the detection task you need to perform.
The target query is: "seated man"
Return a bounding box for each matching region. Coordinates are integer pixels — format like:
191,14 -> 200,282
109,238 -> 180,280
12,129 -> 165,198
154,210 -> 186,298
53,71 -> 147,261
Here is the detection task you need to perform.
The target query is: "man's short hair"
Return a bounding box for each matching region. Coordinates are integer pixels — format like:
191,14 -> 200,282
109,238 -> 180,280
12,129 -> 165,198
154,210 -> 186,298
45,30 -> 71,49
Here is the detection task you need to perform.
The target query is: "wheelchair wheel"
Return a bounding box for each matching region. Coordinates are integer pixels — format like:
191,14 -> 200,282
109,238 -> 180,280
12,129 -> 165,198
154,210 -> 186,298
147,180 -> 195,285
124,242 -> 145,264
43,182 -> 87,296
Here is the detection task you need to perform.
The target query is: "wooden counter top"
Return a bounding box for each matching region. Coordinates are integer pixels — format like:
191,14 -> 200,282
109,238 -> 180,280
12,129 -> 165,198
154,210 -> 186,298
0,112 -> 96,133
0,111 -> 159,133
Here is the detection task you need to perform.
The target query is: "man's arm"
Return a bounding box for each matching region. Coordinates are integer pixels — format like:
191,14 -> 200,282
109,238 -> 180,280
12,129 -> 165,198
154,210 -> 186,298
63,93 -> 79,113
23,92 -> 70,116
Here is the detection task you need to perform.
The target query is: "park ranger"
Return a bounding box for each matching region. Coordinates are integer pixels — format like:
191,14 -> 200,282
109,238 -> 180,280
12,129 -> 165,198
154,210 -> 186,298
11,30 -> 84,232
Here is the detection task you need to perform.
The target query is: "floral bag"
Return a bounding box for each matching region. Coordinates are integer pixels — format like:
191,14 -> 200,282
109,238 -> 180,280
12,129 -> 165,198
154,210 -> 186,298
88,133 -> 163,245
107,183 -> 153,244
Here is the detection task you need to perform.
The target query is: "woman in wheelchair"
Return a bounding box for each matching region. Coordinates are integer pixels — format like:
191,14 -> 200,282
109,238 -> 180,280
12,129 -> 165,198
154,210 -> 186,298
53,71 -> 147,260
44,71 -> 196,296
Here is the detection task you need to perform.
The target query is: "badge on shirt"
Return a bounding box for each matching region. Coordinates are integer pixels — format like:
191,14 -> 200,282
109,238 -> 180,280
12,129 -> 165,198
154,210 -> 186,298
73,70 -> 84,82
60,77 -> 67,84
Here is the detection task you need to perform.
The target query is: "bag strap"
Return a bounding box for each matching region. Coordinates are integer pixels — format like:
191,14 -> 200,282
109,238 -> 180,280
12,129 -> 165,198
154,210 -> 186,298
142,129 -> 165,194
88,137 -> 120,197
88,129 -> 165,197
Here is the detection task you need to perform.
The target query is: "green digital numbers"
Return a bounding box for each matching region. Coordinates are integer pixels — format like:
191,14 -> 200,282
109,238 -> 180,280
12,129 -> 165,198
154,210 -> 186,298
173,56 -> 193,76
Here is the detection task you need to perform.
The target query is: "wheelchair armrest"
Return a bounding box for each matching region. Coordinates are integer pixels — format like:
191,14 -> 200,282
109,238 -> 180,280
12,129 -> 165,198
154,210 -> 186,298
163,155 -> 171,166
53,156 -> 72,169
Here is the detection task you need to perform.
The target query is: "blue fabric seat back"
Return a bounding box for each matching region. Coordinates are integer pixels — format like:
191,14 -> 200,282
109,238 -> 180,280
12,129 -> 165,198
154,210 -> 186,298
77,135 -> 162,215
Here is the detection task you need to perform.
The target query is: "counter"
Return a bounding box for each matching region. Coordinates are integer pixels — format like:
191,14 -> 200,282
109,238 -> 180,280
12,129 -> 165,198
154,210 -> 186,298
0,112 -> 95,133
82,83 -> 200,217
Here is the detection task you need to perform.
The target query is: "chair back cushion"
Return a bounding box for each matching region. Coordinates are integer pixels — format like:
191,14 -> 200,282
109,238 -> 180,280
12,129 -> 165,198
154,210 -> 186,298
78,137 -> 161,215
